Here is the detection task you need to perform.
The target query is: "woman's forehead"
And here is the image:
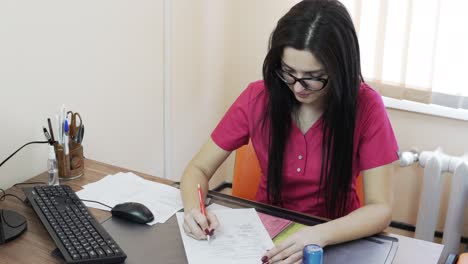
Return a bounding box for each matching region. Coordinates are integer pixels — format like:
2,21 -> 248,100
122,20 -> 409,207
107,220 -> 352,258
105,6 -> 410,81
281,47 -> 324,73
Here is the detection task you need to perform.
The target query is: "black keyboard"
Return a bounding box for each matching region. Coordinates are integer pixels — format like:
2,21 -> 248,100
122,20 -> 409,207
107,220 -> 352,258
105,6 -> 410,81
23,185 -> 127,264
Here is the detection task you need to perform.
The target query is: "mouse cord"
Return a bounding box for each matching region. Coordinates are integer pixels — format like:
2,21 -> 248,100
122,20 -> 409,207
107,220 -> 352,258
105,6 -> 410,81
0,188 -> 28,228
80,199 -> 113,209
13,182 -> 46,188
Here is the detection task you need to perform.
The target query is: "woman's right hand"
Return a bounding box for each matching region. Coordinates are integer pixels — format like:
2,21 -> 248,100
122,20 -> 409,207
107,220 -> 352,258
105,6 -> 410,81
183,208 -> 219,240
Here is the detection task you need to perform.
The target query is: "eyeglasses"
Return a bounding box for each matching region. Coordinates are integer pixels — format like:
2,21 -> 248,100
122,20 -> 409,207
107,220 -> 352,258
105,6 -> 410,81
276,70 -> 328,91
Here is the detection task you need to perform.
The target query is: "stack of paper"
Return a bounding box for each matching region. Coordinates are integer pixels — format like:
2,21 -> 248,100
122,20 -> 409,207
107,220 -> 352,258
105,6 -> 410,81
76,172 -> 183,225
207,203 -> 292,239
176,208 -> 274,264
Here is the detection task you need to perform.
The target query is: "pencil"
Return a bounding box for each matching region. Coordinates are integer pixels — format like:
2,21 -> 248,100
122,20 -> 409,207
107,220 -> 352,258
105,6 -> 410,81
197,184 -> 211,242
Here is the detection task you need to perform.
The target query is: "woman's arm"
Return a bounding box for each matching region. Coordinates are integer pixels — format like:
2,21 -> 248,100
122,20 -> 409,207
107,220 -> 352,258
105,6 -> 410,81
265,163 -> 394,264
180,138 -> 231,239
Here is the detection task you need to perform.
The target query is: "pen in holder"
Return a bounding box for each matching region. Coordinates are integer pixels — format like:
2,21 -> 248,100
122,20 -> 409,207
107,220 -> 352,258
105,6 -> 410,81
54,140 -> 84,180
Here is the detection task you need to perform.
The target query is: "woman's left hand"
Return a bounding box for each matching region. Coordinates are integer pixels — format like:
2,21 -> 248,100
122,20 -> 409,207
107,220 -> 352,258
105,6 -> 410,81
262,226 -> 326,264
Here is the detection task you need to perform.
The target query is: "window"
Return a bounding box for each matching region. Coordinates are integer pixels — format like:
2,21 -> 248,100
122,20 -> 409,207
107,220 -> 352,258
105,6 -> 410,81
341,0 -> 468,109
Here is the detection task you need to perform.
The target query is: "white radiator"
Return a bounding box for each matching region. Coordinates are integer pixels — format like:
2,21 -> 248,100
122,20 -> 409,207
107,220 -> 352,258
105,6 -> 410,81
399,149 -> 468,263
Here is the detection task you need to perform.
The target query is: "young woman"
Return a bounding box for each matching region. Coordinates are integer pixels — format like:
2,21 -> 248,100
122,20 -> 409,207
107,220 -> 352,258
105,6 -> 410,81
180,0 -> 399,263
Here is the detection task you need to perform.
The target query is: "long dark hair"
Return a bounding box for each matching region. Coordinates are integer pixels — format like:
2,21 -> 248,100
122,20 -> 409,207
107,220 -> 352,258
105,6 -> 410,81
262,0 -> 362,218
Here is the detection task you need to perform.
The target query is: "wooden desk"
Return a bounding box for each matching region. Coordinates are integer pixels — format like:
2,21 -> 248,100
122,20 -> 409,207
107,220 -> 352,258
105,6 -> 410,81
0,159 -> 443,264
0,159 -> 171,264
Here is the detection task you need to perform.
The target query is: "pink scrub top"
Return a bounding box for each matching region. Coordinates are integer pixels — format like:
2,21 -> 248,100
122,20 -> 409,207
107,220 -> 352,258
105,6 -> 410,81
211,80 -> 399,218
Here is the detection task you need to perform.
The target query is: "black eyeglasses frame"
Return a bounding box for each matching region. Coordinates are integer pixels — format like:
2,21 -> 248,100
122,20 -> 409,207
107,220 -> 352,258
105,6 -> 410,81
276,69 -> 329,91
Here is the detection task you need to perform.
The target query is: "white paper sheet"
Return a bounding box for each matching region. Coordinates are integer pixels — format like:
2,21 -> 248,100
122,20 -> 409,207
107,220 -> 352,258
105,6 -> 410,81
206,203 -> 231,211
176,208 -> 274,264
76,172 -> 183,225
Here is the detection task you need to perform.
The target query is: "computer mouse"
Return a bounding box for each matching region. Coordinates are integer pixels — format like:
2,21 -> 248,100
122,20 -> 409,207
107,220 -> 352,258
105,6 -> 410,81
111,202 -> 154,224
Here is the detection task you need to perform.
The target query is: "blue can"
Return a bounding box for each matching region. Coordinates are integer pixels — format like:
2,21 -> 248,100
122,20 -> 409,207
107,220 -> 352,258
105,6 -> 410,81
302,244 -> 323,264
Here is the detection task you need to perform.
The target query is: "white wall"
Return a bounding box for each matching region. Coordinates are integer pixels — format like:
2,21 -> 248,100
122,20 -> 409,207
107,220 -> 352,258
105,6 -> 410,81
0,0 -> 165,189
170,0 -> 229,181
0,0 -> 300,186
169,0 -> 298,181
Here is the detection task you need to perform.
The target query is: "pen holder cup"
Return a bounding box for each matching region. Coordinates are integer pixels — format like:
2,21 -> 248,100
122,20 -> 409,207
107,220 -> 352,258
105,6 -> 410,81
54,141 -> 84,180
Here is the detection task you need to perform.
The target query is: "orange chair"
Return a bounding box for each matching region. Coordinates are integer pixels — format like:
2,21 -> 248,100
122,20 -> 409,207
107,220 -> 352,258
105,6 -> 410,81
231,141 -> 262,200
355,173 -> 365,206
212,141 -> 262,200
215,140 -> 365,206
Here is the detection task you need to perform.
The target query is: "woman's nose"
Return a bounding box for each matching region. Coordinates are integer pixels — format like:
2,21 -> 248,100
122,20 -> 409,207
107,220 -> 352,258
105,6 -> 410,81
293,81 -> 306,92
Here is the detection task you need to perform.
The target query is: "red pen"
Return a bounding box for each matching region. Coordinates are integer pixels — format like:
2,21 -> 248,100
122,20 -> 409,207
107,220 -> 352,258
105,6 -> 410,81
197,183 -> 211,242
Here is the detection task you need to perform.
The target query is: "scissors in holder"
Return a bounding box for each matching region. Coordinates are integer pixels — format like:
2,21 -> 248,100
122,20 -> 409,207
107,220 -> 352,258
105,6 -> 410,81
67,111 -> 83,143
